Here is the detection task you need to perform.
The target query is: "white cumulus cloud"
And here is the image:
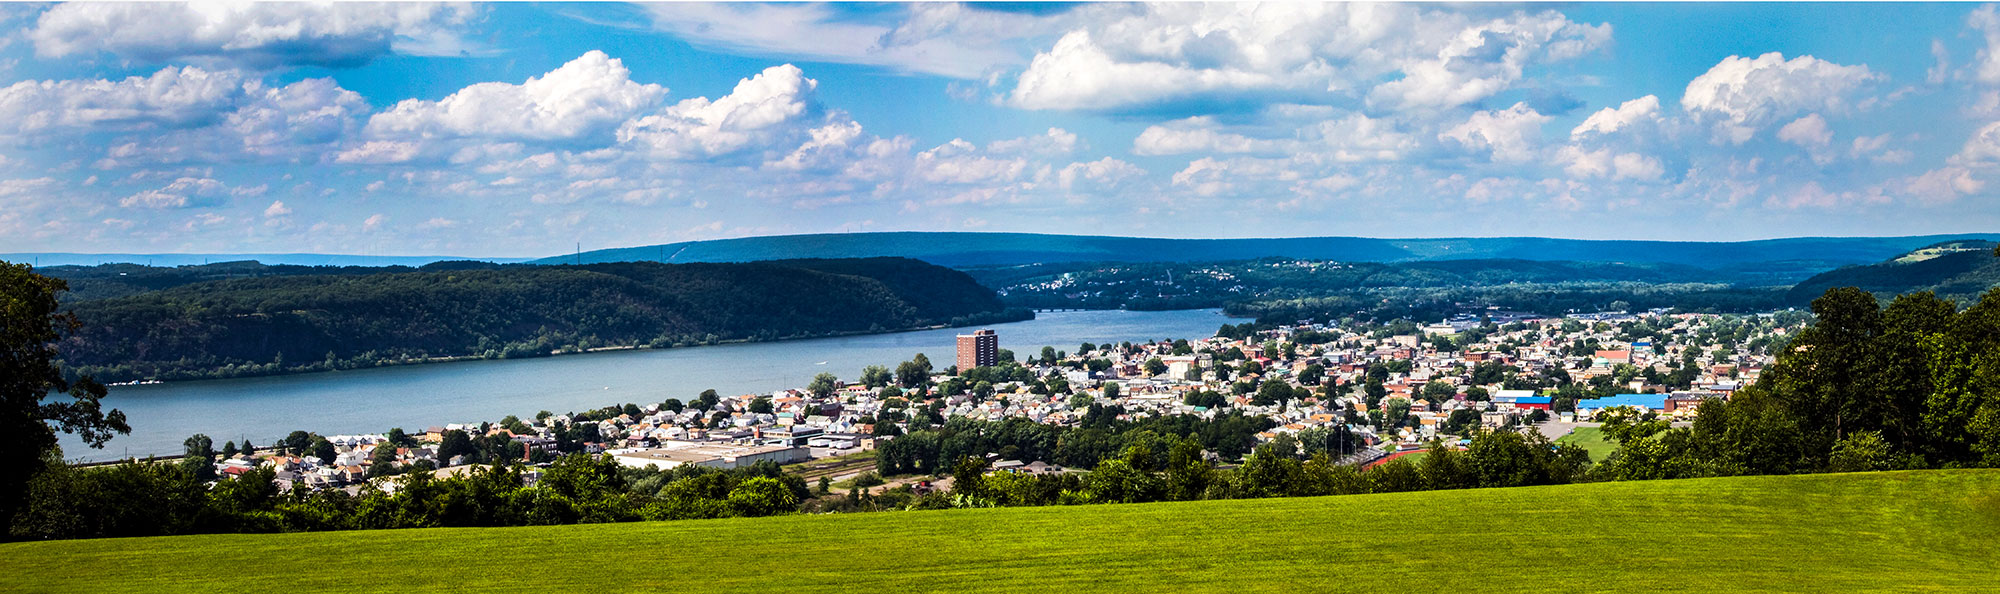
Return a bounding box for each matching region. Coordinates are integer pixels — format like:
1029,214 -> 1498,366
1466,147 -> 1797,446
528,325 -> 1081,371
1059,157 -> 1145,191
1007,4 -> 1609,113
32,2 -> 478,68
618,64 -> 824,160
367,51 -> 666,143
1776,113 -> 1833,148
0,66 -> 244,134
120,176 -> 228,209
1441,103 -> 1550,163
1681,52 -> 1880,144
1571,95 -> 1661,139
642,3 -> 1055,79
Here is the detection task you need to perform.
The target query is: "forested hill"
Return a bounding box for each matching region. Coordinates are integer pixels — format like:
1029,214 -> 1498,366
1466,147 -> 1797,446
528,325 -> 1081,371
35,260 -> 498,302
1787,241 -> 2000,305
536,231 -> 2000,270
49,258 -> 1025,383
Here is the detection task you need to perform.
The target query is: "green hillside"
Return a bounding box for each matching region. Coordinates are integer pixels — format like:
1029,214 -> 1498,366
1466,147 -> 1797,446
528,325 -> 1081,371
1787,240 -> 2000,304
53,258 -> 1023,383
5,470 -> 1995,593
534,231 -> 2000,270
36,260 -> 498,302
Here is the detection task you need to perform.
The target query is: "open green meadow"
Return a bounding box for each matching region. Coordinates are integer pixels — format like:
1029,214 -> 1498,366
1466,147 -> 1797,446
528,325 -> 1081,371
1557,426 -> 1621,462
5,470 -> 1997,593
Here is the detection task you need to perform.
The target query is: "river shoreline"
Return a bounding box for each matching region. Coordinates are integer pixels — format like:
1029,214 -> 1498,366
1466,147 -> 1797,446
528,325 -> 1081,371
62,309 -> 1237,462
80,308 -> 1044,386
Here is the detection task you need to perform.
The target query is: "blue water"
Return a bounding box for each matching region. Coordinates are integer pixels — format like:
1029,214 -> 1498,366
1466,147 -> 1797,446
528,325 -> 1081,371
62,309 -> 1234,462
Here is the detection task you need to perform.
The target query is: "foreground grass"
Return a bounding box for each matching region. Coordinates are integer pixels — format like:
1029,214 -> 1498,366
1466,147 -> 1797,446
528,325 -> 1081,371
6,470 -> 1998,593
1558,425 -> 1621,463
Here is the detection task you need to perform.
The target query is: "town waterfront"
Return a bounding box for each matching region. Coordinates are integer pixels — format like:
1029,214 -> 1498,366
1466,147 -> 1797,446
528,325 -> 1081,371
62,309 -> 1233,462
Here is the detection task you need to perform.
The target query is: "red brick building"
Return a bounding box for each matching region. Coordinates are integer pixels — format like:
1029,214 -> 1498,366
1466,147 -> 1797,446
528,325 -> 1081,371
957,329 -> 997,371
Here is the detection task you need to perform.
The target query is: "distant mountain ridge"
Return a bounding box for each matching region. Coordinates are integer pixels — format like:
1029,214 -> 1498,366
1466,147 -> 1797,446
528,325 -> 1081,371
528,232 -> 2000,270
5,252 -> 528,268
20,233 -> 2000,272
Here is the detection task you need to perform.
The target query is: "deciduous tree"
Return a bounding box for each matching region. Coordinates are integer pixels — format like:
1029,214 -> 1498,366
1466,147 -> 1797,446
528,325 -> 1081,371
0,263 -> 130,532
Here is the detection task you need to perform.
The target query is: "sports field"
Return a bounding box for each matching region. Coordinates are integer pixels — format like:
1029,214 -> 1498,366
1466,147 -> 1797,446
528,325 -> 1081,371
4,470 -> 1996,593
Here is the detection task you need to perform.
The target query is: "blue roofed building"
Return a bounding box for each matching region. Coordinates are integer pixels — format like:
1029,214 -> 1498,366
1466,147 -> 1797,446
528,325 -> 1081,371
1577,393 -> 1668,417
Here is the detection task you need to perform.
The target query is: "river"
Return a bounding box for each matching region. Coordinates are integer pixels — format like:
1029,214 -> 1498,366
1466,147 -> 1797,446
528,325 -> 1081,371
61,309 -> 1235,462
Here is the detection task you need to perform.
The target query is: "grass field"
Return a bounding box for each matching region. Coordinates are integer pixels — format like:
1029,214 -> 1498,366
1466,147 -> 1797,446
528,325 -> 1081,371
5,470 -> 1998,593
1557,425 -> 1621,463
784,449 -> 876,482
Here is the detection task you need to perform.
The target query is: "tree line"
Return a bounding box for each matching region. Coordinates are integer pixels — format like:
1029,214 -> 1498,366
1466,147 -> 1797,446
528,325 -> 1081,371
1590,287 -> 2000,478
8,453 -> 807,539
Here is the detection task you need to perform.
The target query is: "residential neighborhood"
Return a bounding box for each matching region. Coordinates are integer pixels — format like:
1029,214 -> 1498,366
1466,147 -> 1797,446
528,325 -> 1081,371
197,308 -> 1806,493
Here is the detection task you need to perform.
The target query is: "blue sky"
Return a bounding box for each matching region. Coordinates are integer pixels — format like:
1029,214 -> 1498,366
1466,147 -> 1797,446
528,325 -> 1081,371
2,2 -> 1998,258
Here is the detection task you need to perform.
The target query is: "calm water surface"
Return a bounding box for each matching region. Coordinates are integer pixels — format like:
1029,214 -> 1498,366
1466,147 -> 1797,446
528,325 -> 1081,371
65,309 -> 1233,461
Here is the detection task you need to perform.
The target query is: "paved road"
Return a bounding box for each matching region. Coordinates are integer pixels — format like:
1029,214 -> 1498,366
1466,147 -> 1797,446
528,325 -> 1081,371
1527,421 -> 1594,441
1524,419 -> 1687,441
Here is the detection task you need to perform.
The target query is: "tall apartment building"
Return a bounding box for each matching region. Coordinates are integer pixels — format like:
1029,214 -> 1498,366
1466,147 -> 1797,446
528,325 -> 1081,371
956,329 -> 998,371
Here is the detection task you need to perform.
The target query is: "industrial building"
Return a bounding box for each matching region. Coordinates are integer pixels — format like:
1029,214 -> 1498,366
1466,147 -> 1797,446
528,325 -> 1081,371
609,443 -> 808,470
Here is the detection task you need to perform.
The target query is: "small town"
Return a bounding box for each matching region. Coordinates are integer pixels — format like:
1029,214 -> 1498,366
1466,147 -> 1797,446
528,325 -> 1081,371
9,2 -> 1999,590
195,308 -> 1808,495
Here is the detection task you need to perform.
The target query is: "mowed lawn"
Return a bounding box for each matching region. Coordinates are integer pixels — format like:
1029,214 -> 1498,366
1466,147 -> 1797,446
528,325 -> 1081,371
5,470 -> 1998,593
1558,425 -> 1621,463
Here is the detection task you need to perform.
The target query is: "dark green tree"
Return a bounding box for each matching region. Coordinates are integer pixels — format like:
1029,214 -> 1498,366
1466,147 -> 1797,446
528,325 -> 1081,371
180,434 -> 218,482
896,354 -> 934,389
284,431 -> 312,455
859,365 -> 893,388
809,373 -> 839,398
309,437 -> 337,465
437,430 -> 475,464
0,263 -> 130,532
